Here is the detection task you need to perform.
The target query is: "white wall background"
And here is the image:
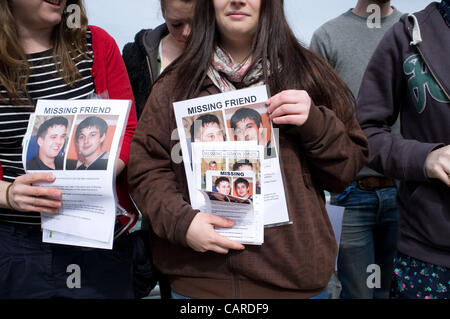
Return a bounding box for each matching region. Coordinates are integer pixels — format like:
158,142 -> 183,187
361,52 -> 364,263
85,0 -> 432,52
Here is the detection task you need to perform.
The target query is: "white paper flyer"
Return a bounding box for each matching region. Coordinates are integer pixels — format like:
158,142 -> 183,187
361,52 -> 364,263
22,99 -> 131,249
201,190 -> 263,245
191,141 -> 264,245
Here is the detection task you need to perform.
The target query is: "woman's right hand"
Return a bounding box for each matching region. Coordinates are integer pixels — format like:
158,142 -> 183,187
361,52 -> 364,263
425,145 -> 450,187
186,212 -> 245,254
7,173 -> 62,214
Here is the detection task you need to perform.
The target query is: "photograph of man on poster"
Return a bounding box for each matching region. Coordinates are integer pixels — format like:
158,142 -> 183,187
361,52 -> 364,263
227,105 -> 276,159
26,116 -> 69,171
189,113 -> 226,143
234,177 -> 253,201
202,159 -> 225,190
232,159 -> 261,194
207,176 -> 231,203
208,160 -> 217,171
66,116 -> 111,170
215,176 -> 231,196
183,112 -> 227,168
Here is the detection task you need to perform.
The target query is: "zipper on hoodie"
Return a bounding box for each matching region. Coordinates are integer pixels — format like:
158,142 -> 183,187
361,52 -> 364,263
416,46 -> 450,101
227,251 -> 240,298
408,27 -> 450,101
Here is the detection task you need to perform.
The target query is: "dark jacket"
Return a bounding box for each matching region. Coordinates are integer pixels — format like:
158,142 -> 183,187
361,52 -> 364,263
357,3 -> 450,267
128,69 -> 368,298
122,24 -> 169,119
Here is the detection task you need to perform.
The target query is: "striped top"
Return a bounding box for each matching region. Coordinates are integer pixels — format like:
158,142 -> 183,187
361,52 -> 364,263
0,31 -> 95,225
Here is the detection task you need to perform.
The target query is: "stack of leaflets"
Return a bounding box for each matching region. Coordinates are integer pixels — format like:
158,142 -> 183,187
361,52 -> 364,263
173,85 -> 291,245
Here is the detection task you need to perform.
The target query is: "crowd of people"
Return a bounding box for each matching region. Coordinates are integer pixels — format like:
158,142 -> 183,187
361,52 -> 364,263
0,0 -> 448,300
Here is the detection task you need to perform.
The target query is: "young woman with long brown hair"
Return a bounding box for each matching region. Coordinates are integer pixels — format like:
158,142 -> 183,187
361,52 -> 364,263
0,0 -> 138,298
128,0 -> 368,298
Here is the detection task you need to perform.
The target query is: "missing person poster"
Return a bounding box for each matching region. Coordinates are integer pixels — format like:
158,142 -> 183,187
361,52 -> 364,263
204,170 -> 263,245
191,142 -> 264,245
173,85 -> 290,227
22,99 -> 131,249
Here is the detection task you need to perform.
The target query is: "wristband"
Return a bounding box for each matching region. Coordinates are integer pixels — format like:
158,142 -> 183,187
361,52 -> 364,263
5,183 -> 14,210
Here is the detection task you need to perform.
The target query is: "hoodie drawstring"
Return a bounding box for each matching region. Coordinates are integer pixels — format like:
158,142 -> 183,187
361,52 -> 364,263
408,14 -> 423,46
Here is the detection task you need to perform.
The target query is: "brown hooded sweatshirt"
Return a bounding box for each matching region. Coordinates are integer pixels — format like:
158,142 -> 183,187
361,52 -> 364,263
128,71 -> 368,299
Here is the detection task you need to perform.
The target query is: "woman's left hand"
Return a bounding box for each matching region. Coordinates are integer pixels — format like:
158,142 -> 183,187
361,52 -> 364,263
266,90 -> 311,126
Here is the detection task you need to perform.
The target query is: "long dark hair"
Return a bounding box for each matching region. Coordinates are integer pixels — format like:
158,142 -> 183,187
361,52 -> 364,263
167,0 -> 354,122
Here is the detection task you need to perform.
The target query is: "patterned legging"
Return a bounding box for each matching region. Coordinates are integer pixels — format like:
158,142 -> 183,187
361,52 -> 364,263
439,0 -> 450,27
390,252 -> 449,299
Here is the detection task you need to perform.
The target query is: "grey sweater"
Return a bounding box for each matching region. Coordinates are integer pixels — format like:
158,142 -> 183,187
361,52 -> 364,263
310,9 -> 403,180
310,8 -> 403,98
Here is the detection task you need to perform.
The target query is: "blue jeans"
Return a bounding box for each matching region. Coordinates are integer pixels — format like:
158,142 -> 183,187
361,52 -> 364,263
171,290 -> 192,299
309,289 -> 328,299
335,184 -> 398,299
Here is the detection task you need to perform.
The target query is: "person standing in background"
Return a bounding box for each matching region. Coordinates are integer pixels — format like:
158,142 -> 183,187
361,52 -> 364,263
357,0 -> 450,299
122,0 -> 195,298
310,0 -> 403,299
122,0 -> 195,119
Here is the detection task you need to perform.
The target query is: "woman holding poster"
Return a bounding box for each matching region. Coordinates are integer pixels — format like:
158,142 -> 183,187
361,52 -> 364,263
0,0 -> 138,298
129,0 -> 368,299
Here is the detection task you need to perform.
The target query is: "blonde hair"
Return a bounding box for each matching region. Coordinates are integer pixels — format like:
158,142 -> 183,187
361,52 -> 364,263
0,0 -> 89,105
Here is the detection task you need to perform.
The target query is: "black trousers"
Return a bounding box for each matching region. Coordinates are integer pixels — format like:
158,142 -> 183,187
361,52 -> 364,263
0,222 -> 134,298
